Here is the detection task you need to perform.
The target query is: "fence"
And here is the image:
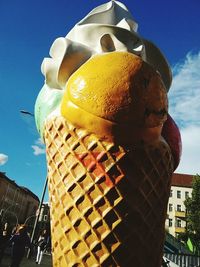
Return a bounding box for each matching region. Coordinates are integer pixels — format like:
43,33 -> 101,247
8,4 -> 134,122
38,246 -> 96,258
164,253 -> 200,267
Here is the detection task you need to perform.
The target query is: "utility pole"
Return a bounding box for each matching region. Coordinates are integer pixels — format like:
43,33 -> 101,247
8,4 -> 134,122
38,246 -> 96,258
27,176 -> 48,258
20,109 -> 48,258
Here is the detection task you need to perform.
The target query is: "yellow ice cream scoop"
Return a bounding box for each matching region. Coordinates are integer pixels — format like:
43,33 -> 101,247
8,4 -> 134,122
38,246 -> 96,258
61,52 -> 168,144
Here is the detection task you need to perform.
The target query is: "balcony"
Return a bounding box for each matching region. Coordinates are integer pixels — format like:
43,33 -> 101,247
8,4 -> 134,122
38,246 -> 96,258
175,211 -> 186,218
175,227 -> 185,233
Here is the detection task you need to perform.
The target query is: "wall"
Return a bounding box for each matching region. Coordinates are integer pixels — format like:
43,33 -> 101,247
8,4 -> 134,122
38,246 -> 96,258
0,172 -> 39,228
166,185 -> 192,237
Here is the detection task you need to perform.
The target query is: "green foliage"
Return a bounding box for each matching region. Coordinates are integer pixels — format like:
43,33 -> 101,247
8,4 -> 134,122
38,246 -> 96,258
177,232 -> 188,243
184,174 -> 200,254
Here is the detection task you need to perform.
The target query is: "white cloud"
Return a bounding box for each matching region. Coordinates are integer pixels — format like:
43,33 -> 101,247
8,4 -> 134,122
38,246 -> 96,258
169,51 -> 200,127
32,145 -> 46,156
169,51 -> 200,175
35,138 -> 45,145
176,126 -> 200,175
32,138 -> 45,156
0,153 -> 8,165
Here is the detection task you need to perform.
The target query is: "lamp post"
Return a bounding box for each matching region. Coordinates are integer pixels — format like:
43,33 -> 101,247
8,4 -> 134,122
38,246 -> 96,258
1,204 -> 19,227
20,110 -> 34,116
20,109 -> 48,258
26,176 -> 48,258
24,214 -> 36,225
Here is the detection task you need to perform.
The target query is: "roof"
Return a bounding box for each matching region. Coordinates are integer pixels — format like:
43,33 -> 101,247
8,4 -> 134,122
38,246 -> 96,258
21,187 -> 40,202
0,172 -> 39,202
171,173 -> 193,188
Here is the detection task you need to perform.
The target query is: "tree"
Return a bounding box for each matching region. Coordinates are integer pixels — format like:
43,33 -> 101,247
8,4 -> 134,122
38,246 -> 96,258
184,174 -> 200,255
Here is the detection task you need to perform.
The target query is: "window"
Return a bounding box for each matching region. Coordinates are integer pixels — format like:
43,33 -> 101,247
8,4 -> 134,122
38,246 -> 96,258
169,203 -> 173,212
176,219 -> 181,228
185,191 -> 189,199
169,219 -> 173,227
177,205 -> 181,211
177,190 -> 181,199
170,190 -> 173,197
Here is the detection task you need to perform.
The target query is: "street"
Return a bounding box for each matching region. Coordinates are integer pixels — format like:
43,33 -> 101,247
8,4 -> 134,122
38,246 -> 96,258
1,253 -> 52,267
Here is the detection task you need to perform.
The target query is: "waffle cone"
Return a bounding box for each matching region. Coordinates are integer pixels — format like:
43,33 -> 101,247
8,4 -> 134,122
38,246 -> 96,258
44,116 -> 174,267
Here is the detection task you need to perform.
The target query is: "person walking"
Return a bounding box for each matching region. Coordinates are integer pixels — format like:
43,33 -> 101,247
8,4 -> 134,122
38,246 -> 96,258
35,229 -> 48,265
9,224 -> 31,267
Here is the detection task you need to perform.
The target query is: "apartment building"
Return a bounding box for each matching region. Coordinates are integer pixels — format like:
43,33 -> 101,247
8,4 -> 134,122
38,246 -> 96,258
0,171 -> 39,226
166,173 -> 193,237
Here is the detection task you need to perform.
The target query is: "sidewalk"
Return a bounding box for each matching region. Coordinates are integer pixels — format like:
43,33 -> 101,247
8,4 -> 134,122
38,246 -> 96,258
1,253 -> 52,267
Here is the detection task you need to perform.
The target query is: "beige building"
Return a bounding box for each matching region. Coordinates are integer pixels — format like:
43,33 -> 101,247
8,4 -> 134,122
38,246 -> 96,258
38,202 -> 50,223
166,173 -> 193,237
0,172 -> 39,226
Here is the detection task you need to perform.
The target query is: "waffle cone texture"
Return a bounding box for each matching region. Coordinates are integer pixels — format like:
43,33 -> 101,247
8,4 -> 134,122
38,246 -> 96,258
44,116 -> 174,267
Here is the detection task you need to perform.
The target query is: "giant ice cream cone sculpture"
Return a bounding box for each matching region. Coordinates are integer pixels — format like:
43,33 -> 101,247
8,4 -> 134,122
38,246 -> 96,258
35,2 -> 182,266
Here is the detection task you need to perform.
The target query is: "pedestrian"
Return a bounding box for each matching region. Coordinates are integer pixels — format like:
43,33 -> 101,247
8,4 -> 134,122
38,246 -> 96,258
9,224 -> 31,267
35,229 -> 48,265
0,221 -> 11,264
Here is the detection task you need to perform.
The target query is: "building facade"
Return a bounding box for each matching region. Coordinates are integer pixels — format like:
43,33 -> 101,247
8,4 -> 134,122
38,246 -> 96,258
38,202 -> 50,223
166,173 -> 193,237
0,172 -> 39,227
37,202 -> 51,238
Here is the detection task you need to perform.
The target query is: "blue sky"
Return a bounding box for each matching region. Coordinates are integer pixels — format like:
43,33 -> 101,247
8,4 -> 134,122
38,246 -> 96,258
0,0 -> 200,201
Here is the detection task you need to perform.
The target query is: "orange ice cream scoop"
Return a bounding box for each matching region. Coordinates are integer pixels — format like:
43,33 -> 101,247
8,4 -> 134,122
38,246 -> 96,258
61,52 -> 168,144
